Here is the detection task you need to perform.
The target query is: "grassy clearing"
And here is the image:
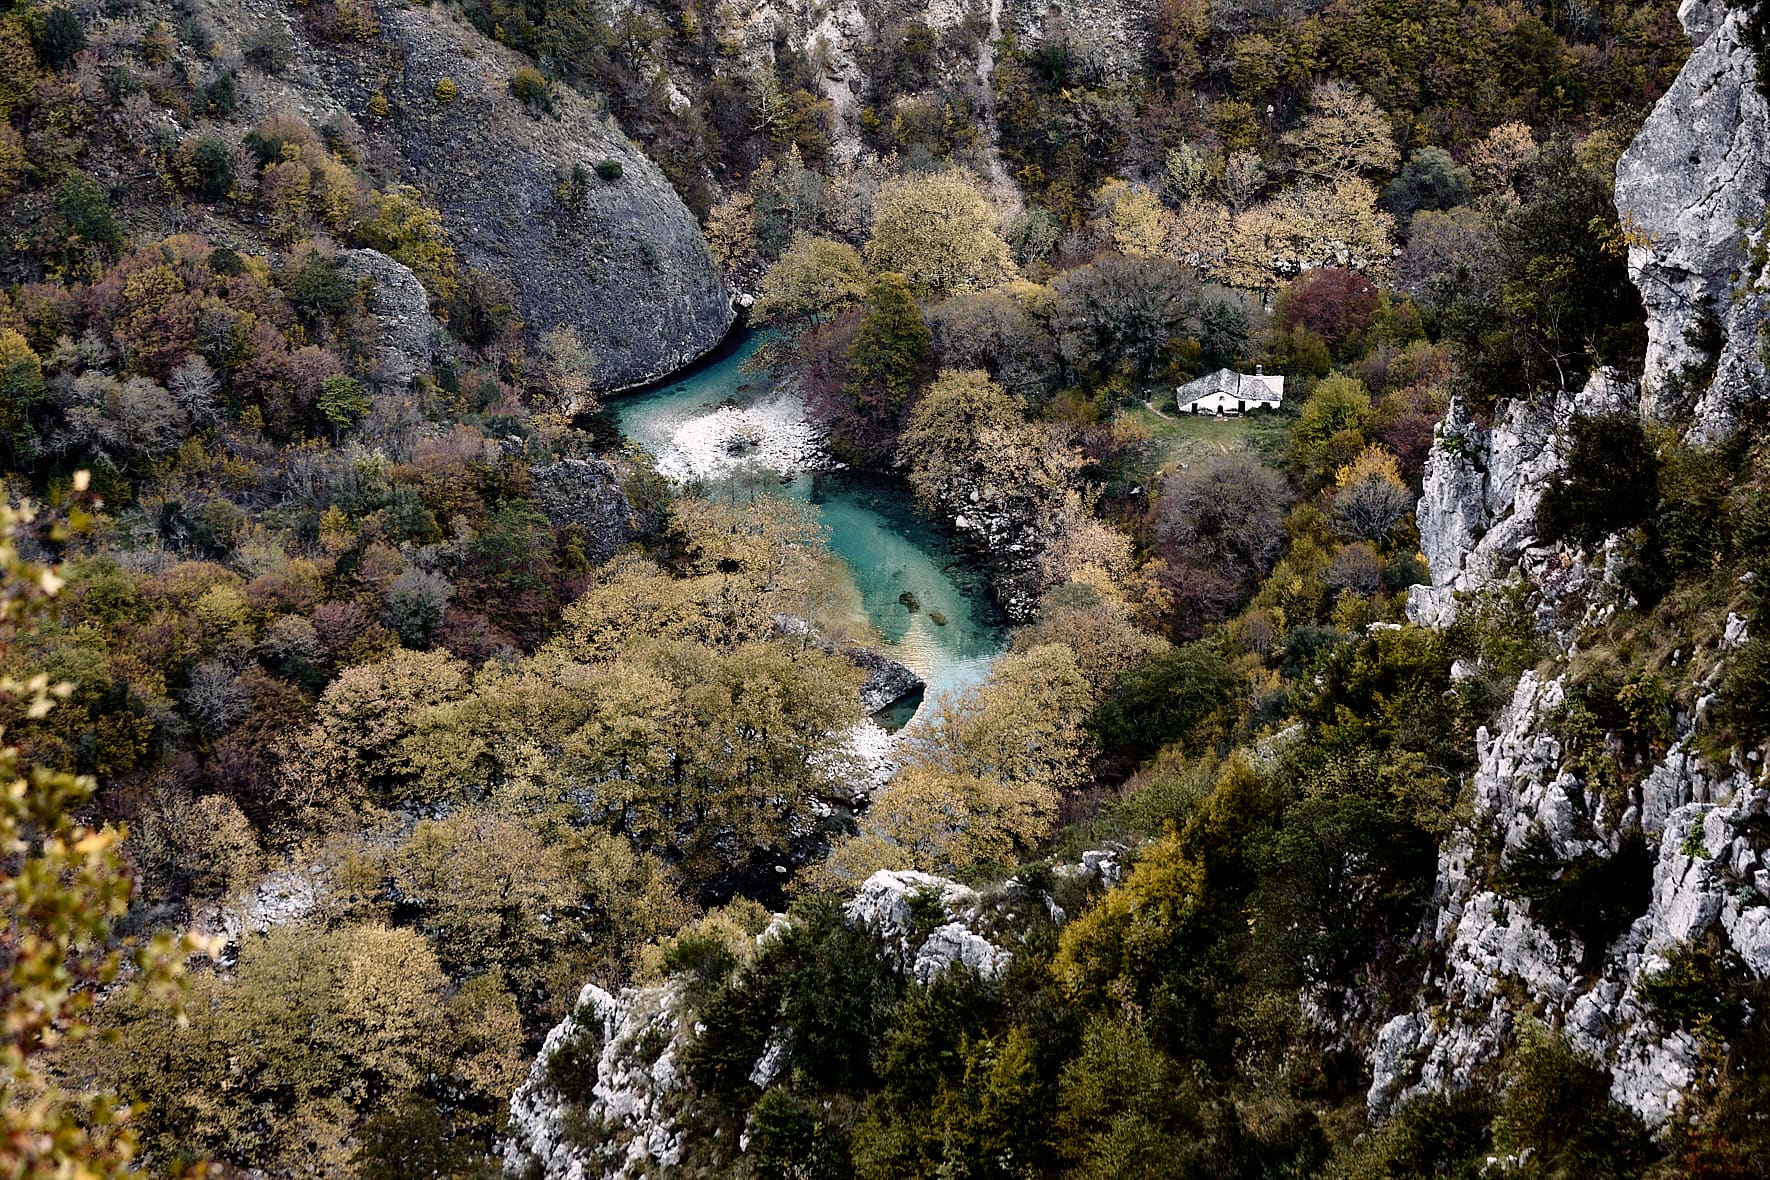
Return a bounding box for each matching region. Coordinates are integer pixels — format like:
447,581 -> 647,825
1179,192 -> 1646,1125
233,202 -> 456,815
1123,403 -> 1295,473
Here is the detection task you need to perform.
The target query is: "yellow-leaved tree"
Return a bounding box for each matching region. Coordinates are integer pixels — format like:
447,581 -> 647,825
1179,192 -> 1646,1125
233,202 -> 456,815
864,171 -> 1017,299
1,483 -> 206,1178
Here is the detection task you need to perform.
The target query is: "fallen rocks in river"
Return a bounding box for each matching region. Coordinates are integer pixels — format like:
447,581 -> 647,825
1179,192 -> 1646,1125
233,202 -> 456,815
772,615 -> 925,715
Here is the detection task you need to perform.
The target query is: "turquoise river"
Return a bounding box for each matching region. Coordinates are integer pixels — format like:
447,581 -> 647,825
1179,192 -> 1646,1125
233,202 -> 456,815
609,332 -> 1006,717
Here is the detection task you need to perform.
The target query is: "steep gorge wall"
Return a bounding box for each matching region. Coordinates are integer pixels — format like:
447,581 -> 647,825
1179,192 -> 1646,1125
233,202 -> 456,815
1615,0 -> 1770,436
702,0 -> 1152,167
1379,0 -> 1770,1125
208,0 -> 734,390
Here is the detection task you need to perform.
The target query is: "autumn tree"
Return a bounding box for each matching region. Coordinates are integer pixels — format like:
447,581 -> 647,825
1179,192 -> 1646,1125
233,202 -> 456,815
537,325 -> 598,416
1089,179 -> 1170,257
818,644 -> 1093,886
1154,452 -> 1290,632
1,491 -> 201,1179
85,922 -> 508,1175
864,171 -> 1017,299
900,369 -> 1086,555
751,234 -> 871,331
1221,178 -> 1394,291
1273,267 -> 1381,354
1331,445 -> 1414,546
1282,80 -> 1399,180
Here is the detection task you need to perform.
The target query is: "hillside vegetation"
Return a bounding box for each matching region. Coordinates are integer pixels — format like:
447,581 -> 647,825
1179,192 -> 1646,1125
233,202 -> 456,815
8,0 -> 1767,1178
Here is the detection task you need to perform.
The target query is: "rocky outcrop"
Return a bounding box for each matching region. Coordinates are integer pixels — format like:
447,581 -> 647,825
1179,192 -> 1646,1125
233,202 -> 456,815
846,869 -> 1013,983
503,868 -> 1012,1179
334,248 -> 439,387
504,980 -> 694,1180
207,0 -> 733,390
1381,6 -> 1770,1119
191,863 -> 324,959
772,615 -> 927,714
704,0 -> 1151,167
1368,666 -> 1764,1125
531,458 -> 652,564
1615,0 -> 1770,438
1406,368 -> 1635,627
847,645 -> 926,713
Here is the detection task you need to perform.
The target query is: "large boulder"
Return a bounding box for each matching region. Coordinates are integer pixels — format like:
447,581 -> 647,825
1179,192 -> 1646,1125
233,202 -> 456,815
211,0 -> 734,390
530,458 -> 650,564
334,248 -> 438,387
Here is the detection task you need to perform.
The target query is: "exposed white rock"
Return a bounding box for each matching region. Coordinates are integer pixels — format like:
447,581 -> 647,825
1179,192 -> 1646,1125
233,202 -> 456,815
847,869 -> 1011,983
192,863 -> 324,953
650,389 -> 836,484
1368,665 -> 1766,1126
1615,0 -> 1770,438
1407,370 -> 1635,627
503,982 -> 692,1180
507,867 -> 1018,1177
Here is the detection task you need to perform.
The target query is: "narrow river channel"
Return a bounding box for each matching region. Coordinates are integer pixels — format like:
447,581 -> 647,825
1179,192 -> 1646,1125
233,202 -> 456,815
608,331 -> 1006,717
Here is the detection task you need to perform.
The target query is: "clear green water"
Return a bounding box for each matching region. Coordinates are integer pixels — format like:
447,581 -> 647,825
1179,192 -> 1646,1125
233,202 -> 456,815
609,332 -> 1005,709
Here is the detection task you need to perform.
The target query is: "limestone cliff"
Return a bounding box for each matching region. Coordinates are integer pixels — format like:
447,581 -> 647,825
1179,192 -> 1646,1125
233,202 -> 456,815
502,869 -> 1018,1180
699,0 -> 1151,182
206,0 -> 734,390
1378,0 -> 1770,1126
1615,0 -> 1770,437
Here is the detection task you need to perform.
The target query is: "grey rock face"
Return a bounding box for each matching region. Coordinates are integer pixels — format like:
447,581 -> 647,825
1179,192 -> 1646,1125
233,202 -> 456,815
771,615 -> 926,714
1615,2 -> 1770,437
710,0 -> 1153,164
215,0 -> 733,392
531,459 -> 648,564
1407,369 -> 1635,626
505,867 -> 1012,1178
191,863 -> 325,958
503,981 -> 692,1180
366,6 -> 734,390
846,868 -> 1012,983
334,248 -> 438,387
848,646 -> 926,714
1388,51 -> 1770,1107
1367,669 -> 1762,1127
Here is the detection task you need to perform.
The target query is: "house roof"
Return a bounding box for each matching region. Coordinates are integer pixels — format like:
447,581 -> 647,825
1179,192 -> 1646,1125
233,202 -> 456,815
1176,368 -> 1285,404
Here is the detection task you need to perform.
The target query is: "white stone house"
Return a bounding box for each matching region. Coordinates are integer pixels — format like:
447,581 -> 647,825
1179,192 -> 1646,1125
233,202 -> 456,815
1175,367 -> 1285,416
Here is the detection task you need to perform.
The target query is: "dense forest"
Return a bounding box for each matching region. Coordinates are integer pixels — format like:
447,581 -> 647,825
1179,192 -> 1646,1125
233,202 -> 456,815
3,0 -> 1768,1177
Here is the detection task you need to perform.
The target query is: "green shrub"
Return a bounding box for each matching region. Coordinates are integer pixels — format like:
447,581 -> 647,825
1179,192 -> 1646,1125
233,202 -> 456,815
200,69 -> 239,115
1717,635 -> 1770,747
175,136 -> 234,201
593,158 -> 623,181
319,374 -> 370,432
1342,1090 -> 1491,1179
660,928 -> 739,988
1493,1024 -> 1656,1178
1089,643 -> 1237,762
1637,930 -> 1748,1039
509,65 -> 552,113
34,6 -> 85,70
55,172 -> 124,263
433,76 -> 458,105
543,1011 -> 607,1107
1536,413 -> 1658,548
